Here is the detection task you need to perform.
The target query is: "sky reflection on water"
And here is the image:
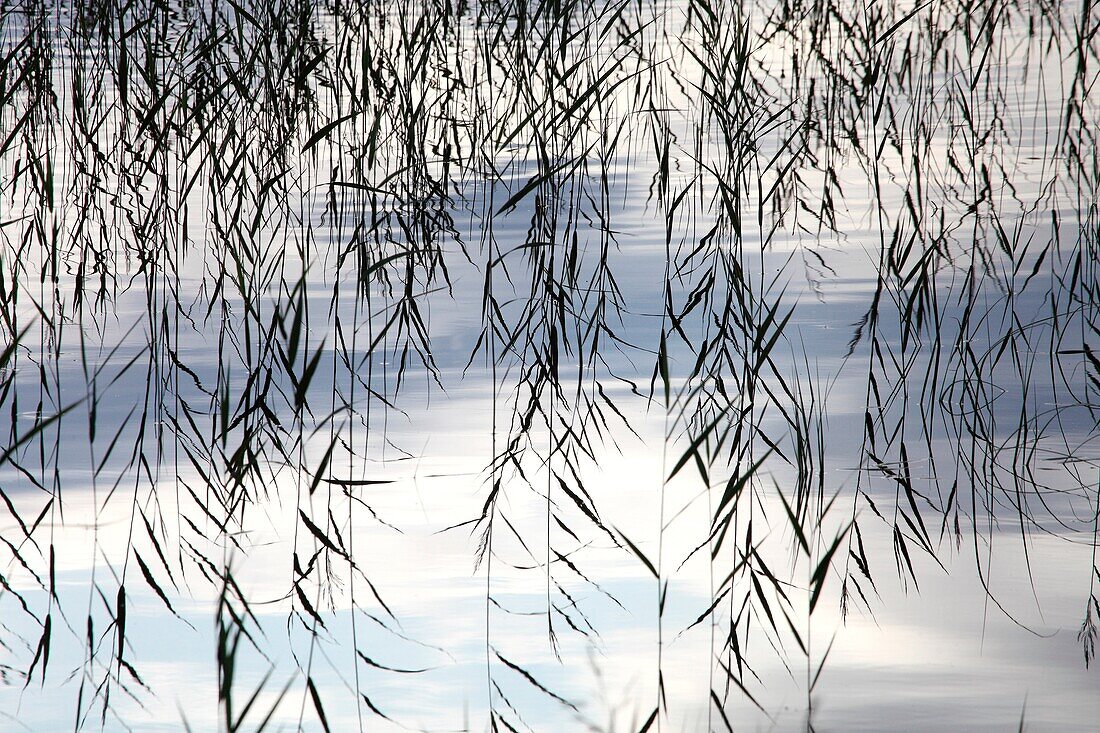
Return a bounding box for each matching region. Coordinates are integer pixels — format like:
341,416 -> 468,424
2,0 -> 1100,730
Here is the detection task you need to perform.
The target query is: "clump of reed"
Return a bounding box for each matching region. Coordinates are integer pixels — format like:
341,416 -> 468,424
0,0 -> 1098,731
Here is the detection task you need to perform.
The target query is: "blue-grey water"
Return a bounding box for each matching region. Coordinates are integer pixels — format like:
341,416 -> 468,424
1,0 -> 1099,731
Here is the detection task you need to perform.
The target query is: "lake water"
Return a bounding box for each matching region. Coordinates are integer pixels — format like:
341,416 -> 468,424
1,0 -> 1099,731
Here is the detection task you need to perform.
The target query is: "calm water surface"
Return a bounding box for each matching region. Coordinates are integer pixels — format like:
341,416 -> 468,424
1,0 -> 1099,730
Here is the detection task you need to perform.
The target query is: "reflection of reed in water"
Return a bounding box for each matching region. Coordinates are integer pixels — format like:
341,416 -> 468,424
0,0 -> 1097,730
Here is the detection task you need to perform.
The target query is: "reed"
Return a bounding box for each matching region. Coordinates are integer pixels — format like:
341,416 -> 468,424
0,0 -> 1098,730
